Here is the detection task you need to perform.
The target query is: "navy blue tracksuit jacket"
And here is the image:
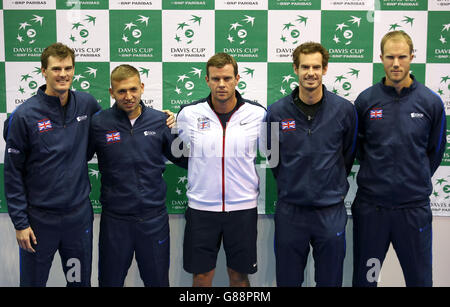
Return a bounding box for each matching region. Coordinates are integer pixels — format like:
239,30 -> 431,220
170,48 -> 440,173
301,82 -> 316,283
88,102 -> 187,218
267,85 -> 358,207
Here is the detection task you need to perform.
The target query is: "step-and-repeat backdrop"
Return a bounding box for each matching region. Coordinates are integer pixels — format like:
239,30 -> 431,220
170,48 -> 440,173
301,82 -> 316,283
0,0 -> 448,215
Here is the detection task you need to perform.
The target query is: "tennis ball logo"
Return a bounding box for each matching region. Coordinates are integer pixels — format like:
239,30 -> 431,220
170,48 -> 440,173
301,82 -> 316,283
17,67 -> 42,97
280,16 -> 308,45
227,15 -> 255,45
122,15 -> 149,45
175,15 -> 202,44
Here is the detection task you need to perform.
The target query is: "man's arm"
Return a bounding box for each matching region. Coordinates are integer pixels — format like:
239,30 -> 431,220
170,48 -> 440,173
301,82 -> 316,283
427,98 -> 447,176
343,104 -> 358,176
3,112 -> 37,252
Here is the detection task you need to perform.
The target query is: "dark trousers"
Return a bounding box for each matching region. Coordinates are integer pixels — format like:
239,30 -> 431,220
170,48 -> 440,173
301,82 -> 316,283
20,199 -> 93,287
98,210 -> 170,287
274,201 -> 347,287
352,196 -> 433,287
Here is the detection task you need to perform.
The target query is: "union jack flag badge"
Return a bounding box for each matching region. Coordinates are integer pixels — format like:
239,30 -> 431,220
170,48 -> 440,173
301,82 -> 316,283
106,131 -> 121,144
38,119 -> 53,132
197,117 -> 210,130
281,119 -> 296,131
370,109 -> 383,120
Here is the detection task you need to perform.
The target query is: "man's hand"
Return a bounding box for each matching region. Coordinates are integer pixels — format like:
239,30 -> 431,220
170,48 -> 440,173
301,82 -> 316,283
16,227 -> 37,253
162,110 -> 175,129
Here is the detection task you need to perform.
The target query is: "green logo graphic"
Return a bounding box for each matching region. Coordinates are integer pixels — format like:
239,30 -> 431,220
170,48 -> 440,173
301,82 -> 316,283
88,163 -> 102,214
387,15 -> 415,31
18,66 -> 42,97
215,10 -> 267,62
163,164 -> 189,214
175,15 -> 202,44
72,62 -> 110,109
321,11 -> 373,63
269,0 -> 320,10
427,12 -> 450,63
69,15 -> 96,45
4,10 -> 56,61
267,63 -> 298,106
110,10 -> 162,61
163,62 -> 210,112
330,68 -> 360,98
280,15 -> 308,45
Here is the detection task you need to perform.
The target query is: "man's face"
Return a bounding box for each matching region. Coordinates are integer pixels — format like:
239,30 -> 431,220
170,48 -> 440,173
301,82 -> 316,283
381,39 -> 413,87
109,75 -> 144,118
41,55 -> 74,96
205,64 -> 240,104
294,52 -> 327,93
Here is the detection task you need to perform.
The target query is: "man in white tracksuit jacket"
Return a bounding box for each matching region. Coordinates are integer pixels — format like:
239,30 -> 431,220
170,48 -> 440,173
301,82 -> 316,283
176,53 -> 266,287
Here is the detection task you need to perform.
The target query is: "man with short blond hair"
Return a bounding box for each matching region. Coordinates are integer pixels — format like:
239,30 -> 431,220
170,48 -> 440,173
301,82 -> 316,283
89,64 -> 184,287
352,31 -> 447,287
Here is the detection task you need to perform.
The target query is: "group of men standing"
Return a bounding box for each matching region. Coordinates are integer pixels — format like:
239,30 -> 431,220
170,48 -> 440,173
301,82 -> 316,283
3,30 -> 447,287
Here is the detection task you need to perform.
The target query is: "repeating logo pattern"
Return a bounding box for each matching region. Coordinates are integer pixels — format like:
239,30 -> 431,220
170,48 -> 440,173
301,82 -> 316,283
0,2 -> 448,216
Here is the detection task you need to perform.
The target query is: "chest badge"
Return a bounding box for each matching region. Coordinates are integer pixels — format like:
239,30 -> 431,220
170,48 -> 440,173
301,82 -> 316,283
370,108 -> 383,120
37,119 -> 53,132
281,119 -> 296,131
106,131 -> 121,144
197,116 -> 211,131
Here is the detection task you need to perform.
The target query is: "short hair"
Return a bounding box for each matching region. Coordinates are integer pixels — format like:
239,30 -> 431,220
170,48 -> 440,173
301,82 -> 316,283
380,31 -> 414,55
110,64 -> 141,87
41,43 -> 75,69
206,53 -> 238,77
292,42 -> 329,69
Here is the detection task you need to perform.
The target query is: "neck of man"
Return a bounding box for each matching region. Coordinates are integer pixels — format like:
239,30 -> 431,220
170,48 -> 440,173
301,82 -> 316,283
128,104 -> 142,120
298,85 -> 323,105
211,95 -> 237,114
385,75 -> 413,95
45,87 -> 69,107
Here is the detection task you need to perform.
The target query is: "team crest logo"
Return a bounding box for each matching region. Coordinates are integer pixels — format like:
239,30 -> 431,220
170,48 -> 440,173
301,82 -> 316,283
106,131 -> 121,144
38,119 -> 53,132
197,117 -> 210,130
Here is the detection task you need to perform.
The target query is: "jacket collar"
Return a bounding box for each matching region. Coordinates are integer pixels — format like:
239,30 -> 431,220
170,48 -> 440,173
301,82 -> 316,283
37,85 -> 73,107
290,84 -> 328,105
206,90 -> 245,113
379,74 -> 417,97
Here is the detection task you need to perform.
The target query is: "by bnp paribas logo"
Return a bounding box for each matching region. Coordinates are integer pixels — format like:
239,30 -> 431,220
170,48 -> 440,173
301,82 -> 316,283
5,11 -> 56,61
216,10 -> 267,62
427,11 -> 450,63
110,10 -> 162,61
322,11 -> 373,63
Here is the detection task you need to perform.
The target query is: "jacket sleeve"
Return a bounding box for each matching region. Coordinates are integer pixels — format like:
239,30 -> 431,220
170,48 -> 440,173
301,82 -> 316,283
343,103 -> 358,176
3,112 -> 31,230
354,96 -> 365,164
427,97 -> 447,176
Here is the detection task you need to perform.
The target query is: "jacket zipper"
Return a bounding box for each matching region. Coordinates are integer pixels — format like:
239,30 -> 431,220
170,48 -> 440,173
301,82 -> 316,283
213,107 -> 240,212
